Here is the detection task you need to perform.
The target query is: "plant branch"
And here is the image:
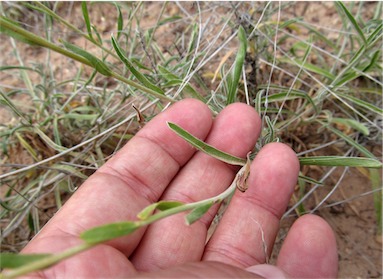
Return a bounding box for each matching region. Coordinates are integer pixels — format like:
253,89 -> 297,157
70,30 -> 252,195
1,165 -> 246,278
1,243 -> 93,279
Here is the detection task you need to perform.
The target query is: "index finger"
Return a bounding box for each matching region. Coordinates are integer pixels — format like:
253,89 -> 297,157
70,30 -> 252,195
23,99 -> 213,257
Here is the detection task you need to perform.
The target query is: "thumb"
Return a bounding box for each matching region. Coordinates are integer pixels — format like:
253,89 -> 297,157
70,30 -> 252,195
134,261 -> 264,278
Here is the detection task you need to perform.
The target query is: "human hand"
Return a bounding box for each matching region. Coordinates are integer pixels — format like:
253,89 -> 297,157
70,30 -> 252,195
21,99 -> 338,278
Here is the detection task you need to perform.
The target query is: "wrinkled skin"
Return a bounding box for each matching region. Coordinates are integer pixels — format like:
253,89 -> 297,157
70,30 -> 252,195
18,99 -> 338,278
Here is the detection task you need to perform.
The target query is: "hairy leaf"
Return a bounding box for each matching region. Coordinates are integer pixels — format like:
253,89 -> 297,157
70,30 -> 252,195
167,122 -> 246,166
81,222 -> 139,244
0,253 -> 51,269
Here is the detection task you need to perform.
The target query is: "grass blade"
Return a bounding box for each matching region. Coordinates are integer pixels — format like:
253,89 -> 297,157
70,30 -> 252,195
321,121 -> 376,158
299,156 -> 382,168
336,1 -> 367,46
260,91 -> 318,114
15,132 -> 39,161
279,57 -> 335,80
158,66 -> 205,101
81,1 -> 94,42
33,127 -> 68,152
62,41 -> 112,76
0,90 -> 30,122
186,23 -> 198,62
331,117 -> 369,136
366,22 -> 383,46
0,17 -> 38,45
167,122 -> 246,166
337,93 -> 383,114
298,174 -> 323,185
370,168 -> 382,234
362,49 -> 381,72
226,25 -> 247,105
115,3 -> 123,40
111,35 -> 164,95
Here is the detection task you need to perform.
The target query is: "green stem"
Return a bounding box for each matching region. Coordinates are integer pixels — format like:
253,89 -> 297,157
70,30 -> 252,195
0,16 -> 91,66
112,72 -> 175,103
1,243 -> 94,279
1,165 -> 246,278
0,16 -> 175,103
30,2 -> 118,60
138,165 -> 246,226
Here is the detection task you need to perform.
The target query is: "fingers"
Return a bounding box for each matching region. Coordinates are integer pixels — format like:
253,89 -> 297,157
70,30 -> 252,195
135,261 -> 263,278
276,214 -> 338,278
203,143 -> 300,267
23,99 -> 213,257
131,103 -> 261,270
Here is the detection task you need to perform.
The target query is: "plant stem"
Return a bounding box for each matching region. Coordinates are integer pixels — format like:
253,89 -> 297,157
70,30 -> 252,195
1,243 -> 94,279
112,72 -> 175,103
30,2 -> 119,60
0,16 -> 91,65
1,166 -> 246,278
138,165 -> 246,226
0,16 -> 175,103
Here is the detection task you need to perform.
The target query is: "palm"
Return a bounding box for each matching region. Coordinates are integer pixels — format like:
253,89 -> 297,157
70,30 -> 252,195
21,100 -> 337,278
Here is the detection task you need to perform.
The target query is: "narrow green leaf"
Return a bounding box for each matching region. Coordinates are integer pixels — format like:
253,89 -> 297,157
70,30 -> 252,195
81,1 -> 93,41
62,40 -> 112,76
158,15 -> 183,26
279,57 -> 335,80
0,90 -> 29,122
167,122 -> 246,166
297,22 -> 336,49
156,201 -> 185,211
111,35 -> 164,95
331,117 -> 369,136
59,113 -> 99,121
362,49 -> 381,72
298,174 -> 323,185
81,221 -> 139,244
185,202 -> 214,225
33,127 -> 68,152
261,91 -> 318,114
0,65 -> 38,72
370,168 -> 382,234
227,25 -> 247,105
334,70 -> 360,86
51,164 -> 88,180
92,25 -> 103,45
366,22 -> 383,45
0,16 -> 91,67
299,156 -> 382,168
264,115 -> 278,143
15,132 -> 39,161
137,203 -> 158,220
137,201 -> 184,220
158,65 -> 205,101
0,253 -> 51,269
0,16 -> 38,45
337,92 -> 383,114
338,44 -> 366,82
336,1 -> 367,46
185,23 -> 198,62
323,123 -> 376,158
53,116 -> 62,146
